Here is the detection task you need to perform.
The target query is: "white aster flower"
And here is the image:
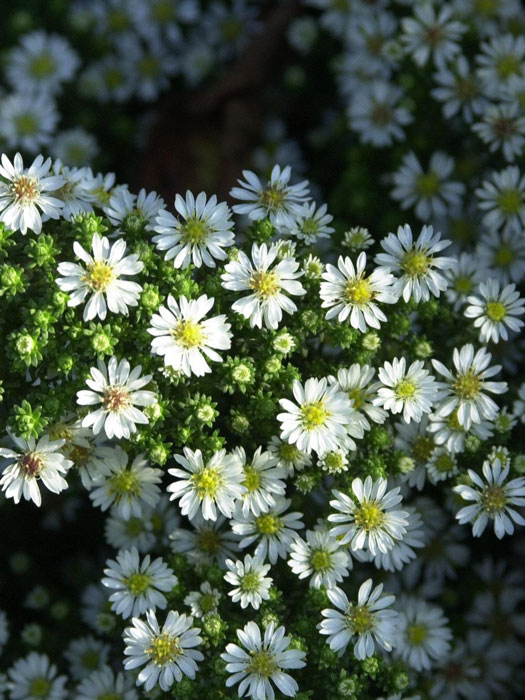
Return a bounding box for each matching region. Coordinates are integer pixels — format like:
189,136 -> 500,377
475,228 -> 525,285
50,127 -> 99,167
432,344 -> 507,429
221,621 -> 306,700
123,610 -> 203,692
453,458 -> 525,539
224,554 -> 273,610
394,417 -> 434,490
104,510 -> 156,554
148,294 -> 232,376
342,226 -> 374,251
279,377 -> 358,456
234,446 -> 287,517
431,55 -> 486,123
77,356 -> 156,440
63,636 -> 109,680
221,242 -> 305,330
167,447 -> 245,521
56,234 -> 143,322
88,446 -> 162,520
51,162 -> 95,220
75,666 -> 138,700
320,253 -> 398,331
153,191 -> 234,268
394,597 -> 452,671
375,224 -> 454,303
329,477 -> 409,555
267,435 -> 312,476
284,201 -> 334,244
319,579 -> 398,659
464,279 -> 525,343
0,92 -> 58,154
472,102 -> 525,162
330,364 -> 388,424
184,581 -> 221,618
427,408 -> 493,454
0,152 -> 64,234
444,252 -> 487,310
0,433 -> 71,507
401,3 -> 466,68
7,652 -> 67,700
374,358 -> 439,423
230,164 -> 310,229
476,34 -> 525,99
104,187 -> 165,233
288,528 -> 352,589
170,513 -> 240,568
102,547 -> 177,619
426,447 -> 459,484
231,496 -> 304,564
475,165 -> 525,234
348,80 -> 413,147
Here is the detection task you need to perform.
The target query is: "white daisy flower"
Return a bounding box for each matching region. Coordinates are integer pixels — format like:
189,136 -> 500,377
329,477 -> 409,555
284,201 -> 334,244
153,191 -> 234,268
0,92 -> 58,154
102,547 -> 177,619
230,164 -> 310,229
267,435 -> 312,476
431,344 -> 508,429
0,433 -> 71,507
464,279 -> 525,343
123,610 -> 203,692
374,358 -> 439,423
319,579 -> 398,659
75,666 -> 138,700
342,226 -> 374,251
453,458 -> 525,539
394,597 -> 452,671
348,80 -> 413,147
88,446 -> 162,520
221,242 -> 305,330
147,294 -> 232,377
394,417 -> 434,490
320,253 -> 398,331
475,165 -> 525,234
233,446 -> 287,517
104,187 -> 165,233
476,34 -> 525,99
375,224 -> 454,303
63,636 -> 109,680
104,510 -> 156,554
443,252 -> 487,310
184,581 -> 221,619
7,652 -> 67,700
231,496 -> 304,564
288,528 -> 352,589
56,234 -> 143,322
167,447 -> 245,521
427,408 -> 493,454
426,447 -> 459,484
50,162 -> 96,220
224,554 -> 273,610
46,417 -> 107,490
0,152 -> 64,234
77,356 -> 156,440
277,377 -> 355,456
391,152 -> 465,222
330,364 -> 387,425
475,228 -> 525,285
170,513 -> 240,568
221,621 -> 306,700
401,3 -> 466,68
50,127 -> 98,167
472,102 -> 525,163
431,55 -> 486,123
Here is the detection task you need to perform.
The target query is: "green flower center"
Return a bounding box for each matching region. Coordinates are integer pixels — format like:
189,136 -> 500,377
311,549 -> 332,572
453,370 -> 481,399
250,270 -> 279,299
412,435 -> 435,463
347,387 -> 365,409
107,9 -> 130,31
125,517 -> 145,536
454,275 -> 473,294
322,451 -> 346,473
139,55 -> 160,77
402,250 -> 429,277
125,572 -> 152,596
99,693 -> 123,700
407,624 -> 428,645
456,76 -> 476,101
371,103 -> 392,126
279,443 -> 300,462
102,385 -> 131,413
447,410 -> 464,431
434,454 -> 454,473
347,605 -> 373,634
15,114 -> 38,136
199,593 -> 217,613
481,485 -> 507,513
260,185 -> 286,210
496,55 -> 521,79
486,301 -> 507,322
256,514 -> 282,535
172,320 -> 205,348
147,633 -> 182,666
29,678 -> 51,698
493,243 -> 513,268
30,53 -> 56,78
197,529 -> 221,554
243,464 -> 260,492
83,260 -> 115,292
497,188 -> 522,215
416,172 -> 440,197
354,502 -> 385,531
12,175 -> 38,203
108,470 -> 140,501
104,68 -> 125,89
395,379 -> 417,399
301,401 -> 329,430
344,278 -> 373,305
240,571 -> 261,592
82,649 -> 102,669
475,0 -> 497,15
221,18 -> 242,41
248,649 -> 279,677
302,218 -> 320,236
181,218 -> 209,245
152,0 -> 174,22
190,467 -> 223,499
20,452 -> 44,478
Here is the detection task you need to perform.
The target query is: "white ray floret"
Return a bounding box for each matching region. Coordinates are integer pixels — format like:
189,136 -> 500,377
224,554 -> 273,610
233,446 -> 287,517
464,279 -> 525,343
288,528 -> 352,589
374,358 -> 439,423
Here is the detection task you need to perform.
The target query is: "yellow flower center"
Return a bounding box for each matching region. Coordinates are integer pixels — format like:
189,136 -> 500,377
311,549 -> 332,572
243,465 -> 260,492
453,371 -> 481,399
248,650 -> 279,677
15,114 -> 38,136
412,435 -> 435,462
147,633 -> 182,666
260,185 -> 286,210
344,278 -> 373,305
402,250 -> 429,277
180,218 -> 208,245
395,379 -> 417,399
29,679 -> 51,697
347,605 -> 373,634
240,571 -> 261,592
481,485 -> 507,514
354,502 -> 385,531
108,470 -> 140,501
301,401 -> 329,430
69,444 -> 92,467
407,624 -> 428,645
250,270 -> 279,299
347,387 -> 365,409
172,320 -> 205,348
256,514 -> 282,535
497,188 -> 522,215
486,301 -> 507,322
125,572 -> 152,596
30,53 -> 56,78
102,386 -> 131,413
83,260 -> 116,292
190,467 -> 223,499
416,172 -> 440,197
12,175 -> 38,203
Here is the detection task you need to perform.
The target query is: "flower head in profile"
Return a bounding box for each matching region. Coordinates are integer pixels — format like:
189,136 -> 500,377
77,356 -> 156,440
0,433 -> 71,507
453,458 -> 525,539
320,253 -> 398,331
230,164 -> 310,228
221,242 -> 305,330
148,294 -> 232,377
374,358 -> 439,423
319,579 -> 398,659
0,152 -> 64,234
153,190 -> 234,268
464,279 -> 524,343
56,234 -> 143,321
221,620 -> 306,700
123,610 -> 203,692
